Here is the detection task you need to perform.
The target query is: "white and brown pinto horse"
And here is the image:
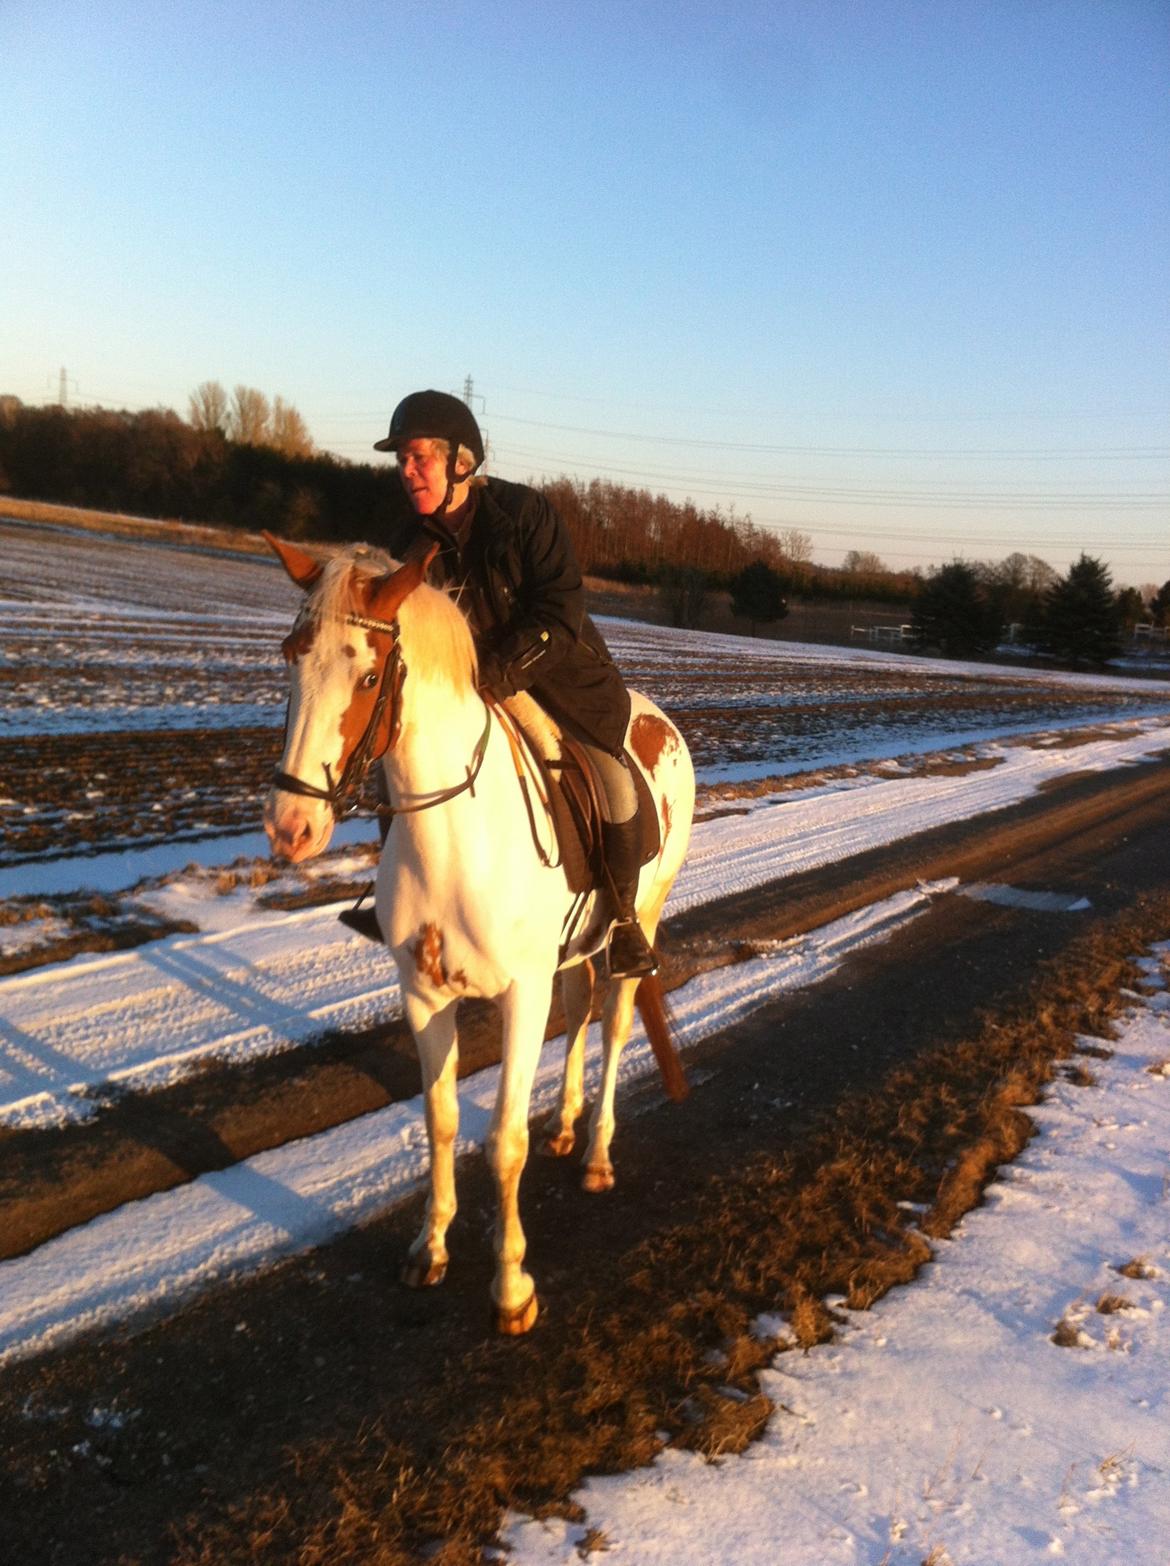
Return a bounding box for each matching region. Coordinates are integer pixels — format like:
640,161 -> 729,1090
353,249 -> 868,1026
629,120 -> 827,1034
263,534 -> 694,1333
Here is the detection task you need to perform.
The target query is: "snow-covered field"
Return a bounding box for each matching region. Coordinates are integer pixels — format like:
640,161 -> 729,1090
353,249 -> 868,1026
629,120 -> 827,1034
3,515 -> 1170,1557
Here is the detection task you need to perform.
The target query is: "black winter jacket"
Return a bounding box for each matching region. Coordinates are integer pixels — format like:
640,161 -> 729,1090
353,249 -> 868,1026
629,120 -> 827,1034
387,476 -> 631,756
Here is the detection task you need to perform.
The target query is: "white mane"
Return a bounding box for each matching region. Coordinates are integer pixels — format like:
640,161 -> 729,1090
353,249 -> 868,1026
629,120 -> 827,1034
305,545 -> 477,689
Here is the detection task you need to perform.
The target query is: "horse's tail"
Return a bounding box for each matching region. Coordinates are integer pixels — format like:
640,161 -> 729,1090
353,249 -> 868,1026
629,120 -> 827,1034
635,975 -> 689,1103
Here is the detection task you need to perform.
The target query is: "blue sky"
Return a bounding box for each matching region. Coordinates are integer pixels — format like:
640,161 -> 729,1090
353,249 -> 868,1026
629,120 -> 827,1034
3,0 -> 1167,584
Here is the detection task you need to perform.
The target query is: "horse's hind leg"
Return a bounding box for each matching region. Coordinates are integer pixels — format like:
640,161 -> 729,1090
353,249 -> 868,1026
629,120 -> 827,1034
581,974 -> 637,1192
402,996 -> 459,1289
582,877 -> 672,1194
543,957 -> 594,1157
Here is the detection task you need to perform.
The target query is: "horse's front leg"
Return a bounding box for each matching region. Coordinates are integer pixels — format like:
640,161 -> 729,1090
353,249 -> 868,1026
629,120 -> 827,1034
543,957 -> 594,1157
402,994 -> 459,1289
487,977 -> 550,1335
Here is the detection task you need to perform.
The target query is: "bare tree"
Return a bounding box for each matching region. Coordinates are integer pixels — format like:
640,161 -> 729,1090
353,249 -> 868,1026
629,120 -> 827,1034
842,549 -> 887,576
775,527 -> 813,565
188,380 -> 229,433
229,385 -> 271,446
269,396 -> 313,458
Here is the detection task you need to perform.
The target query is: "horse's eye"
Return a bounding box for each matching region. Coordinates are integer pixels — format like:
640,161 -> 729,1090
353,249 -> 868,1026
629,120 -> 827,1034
360,670 -> 379,690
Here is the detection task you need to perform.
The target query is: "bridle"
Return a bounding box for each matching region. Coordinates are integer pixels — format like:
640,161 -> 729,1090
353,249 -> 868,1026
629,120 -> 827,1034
272,608 -> 492,822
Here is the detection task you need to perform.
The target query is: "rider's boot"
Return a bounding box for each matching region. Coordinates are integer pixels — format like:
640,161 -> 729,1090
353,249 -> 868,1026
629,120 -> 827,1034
601,817 -> 658,979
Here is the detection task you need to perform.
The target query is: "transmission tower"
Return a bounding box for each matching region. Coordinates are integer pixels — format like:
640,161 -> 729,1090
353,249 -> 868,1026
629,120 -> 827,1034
460,375 -> 489,467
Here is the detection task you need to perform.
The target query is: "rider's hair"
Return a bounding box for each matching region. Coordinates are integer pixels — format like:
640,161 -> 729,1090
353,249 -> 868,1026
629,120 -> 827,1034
411,437 -> 486,485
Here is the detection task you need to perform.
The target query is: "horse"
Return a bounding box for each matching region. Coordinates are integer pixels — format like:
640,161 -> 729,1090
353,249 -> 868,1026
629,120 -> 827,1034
263,533 -> 695,1334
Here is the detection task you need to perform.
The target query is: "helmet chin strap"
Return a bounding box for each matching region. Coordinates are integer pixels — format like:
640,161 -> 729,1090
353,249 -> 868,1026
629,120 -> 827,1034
435,446 -> 482,519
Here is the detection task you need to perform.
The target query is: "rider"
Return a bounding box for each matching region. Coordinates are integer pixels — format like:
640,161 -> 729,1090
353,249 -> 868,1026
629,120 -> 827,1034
373,388 -> 658,980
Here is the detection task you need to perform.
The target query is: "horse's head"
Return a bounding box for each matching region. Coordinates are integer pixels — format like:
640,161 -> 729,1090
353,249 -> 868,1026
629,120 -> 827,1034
262,532 -> 436,861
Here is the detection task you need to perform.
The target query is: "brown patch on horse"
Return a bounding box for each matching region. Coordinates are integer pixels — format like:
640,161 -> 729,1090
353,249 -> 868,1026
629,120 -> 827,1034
412,923 -> 467,992
630,712 -> 679,776
660,795 -> 673,857
280,613 -> 318,664
414,924 -> 446,987
336,666 -> 379,759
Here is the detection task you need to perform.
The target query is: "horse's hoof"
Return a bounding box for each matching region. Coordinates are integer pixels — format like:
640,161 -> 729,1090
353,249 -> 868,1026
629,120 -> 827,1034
495,1291 -> 539,1336
401,1253 -> 447,1289
582,1164 -> 615,1194
542,1129 -> 576,1158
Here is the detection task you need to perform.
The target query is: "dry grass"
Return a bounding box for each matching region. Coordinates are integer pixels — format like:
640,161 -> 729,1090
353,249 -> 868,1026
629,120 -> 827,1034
0,494 -> 267,554
0,891 -> 197,976
1096,1293 -> 1134,1315
1052,1316 -> 1087,1348
1117,1257 -> 1157,1280
576,1528 -> 611,1557
1061,1061 -> 1097,1087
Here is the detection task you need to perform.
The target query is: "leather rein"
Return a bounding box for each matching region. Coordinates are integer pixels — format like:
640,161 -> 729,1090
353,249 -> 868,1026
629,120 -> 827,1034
272,608 -> 492,823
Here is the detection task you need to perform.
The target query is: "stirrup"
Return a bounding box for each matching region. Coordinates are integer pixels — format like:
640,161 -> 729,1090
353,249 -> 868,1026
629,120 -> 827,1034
606,918 -> 658,979
338,890 -> 382,944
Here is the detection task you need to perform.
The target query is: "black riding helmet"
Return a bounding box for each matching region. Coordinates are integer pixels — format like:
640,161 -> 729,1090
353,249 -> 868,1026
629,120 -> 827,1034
374,390 -> 485,517
374,390 -> 484,464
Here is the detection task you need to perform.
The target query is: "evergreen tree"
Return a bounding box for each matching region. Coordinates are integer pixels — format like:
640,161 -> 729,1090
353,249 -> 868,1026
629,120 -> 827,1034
1037,554 -> 1122,668
729,559 -> 788,633
1149,580 -> 1170,628
656,564 -> 709,630
1115,586 -> 1145,632
911,560 -> 1002,658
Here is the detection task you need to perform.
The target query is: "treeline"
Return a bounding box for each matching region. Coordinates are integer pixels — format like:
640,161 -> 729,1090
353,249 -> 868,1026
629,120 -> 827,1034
538,475 -> 920,603
911,554 -> 1169,669
0,399 -> 393,540
9,399 -> 1155,665
0,398 -> 920,603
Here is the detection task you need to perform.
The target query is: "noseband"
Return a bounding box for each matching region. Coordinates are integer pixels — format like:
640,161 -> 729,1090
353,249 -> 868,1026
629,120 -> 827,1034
272,609 -> 491,822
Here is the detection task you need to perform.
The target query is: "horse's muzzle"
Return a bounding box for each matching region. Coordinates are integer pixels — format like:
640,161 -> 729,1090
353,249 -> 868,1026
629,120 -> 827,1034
263,792 -> 333,863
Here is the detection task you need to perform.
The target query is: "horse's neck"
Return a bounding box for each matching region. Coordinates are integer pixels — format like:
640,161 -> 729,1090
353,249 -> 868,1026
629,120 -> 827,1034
383,674 -> 487,802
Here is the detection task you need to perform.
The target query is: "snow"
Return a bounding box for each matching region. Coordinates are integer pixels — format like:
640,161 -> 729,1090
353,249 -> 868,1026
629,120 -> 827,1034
4,520 -> 1170,1553
503,964 -> 1170,1565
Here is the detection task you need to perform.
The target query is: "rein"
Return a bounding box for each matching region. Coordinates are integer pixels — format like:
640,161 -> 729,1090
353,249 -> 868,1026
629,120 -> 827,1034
273,609 -> 491,823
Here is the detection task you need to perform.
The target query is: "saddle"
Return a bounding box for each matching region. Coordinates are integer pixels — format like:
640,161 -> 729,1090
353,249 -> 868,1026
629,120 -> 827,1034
499,693 -> 660,897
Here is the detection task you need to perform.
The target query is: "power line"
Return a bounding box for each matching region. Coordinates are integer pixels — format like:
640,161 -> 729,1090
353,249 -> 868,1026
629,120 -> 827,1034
492,445 -> 1169,509
489,412 -> 1170,460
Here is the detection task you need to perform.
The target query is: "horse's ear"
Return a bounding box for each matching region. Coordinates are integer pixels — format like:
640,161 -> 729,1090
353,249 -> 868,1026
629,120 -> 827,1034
368,542 -> 440,618
263,530 -> 324,590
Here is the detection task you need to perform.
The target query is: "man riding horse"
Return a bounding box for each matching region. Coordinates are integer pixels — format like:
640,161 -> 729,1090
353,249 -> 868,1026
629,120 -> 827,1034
372,388 -> 657,980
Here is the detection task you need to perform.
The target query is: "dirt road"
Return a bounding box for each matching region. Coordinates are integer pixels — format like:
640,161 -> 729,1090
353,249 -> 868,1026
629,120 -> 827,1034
3,755 -> 1170,1564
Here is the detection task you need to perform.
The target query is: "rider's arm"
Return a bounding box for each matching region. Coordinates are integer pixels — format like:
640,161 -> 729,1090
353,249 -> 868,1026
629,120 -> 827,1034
478,489 -> 586,698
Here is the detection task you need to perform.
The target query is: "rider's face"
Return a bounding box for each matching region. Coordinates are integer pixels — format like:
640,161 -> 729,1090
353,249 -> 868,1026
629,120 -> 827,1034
397,439 -> 452,515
